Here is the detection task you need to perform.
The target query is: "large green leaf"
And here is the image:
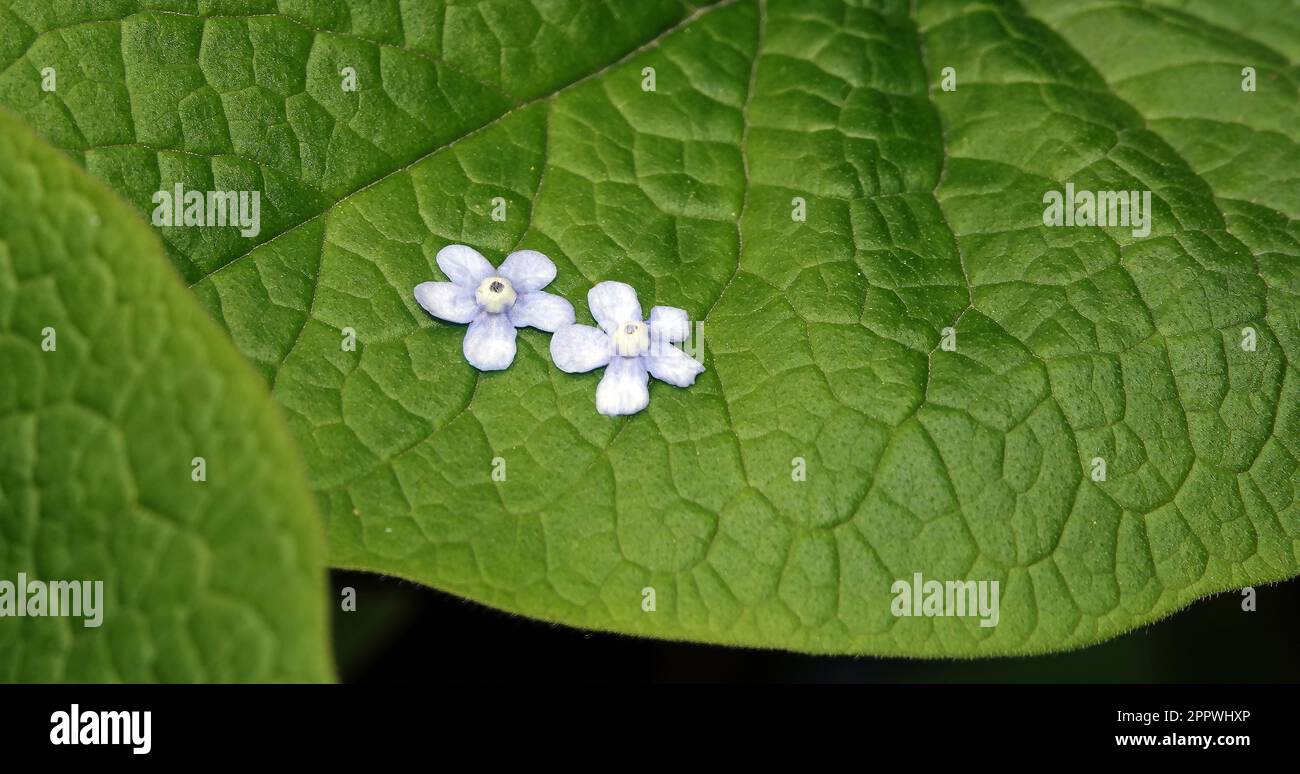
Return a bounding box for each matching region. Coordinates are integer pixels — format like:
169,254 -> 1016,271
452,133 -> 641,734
0,110 -> 332,681
1,0 -> 1297,656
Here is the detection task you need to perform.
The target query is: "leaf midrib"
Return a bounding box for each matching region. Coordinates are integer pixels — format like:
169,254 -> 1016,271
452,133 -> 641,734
186,0 -> 741,290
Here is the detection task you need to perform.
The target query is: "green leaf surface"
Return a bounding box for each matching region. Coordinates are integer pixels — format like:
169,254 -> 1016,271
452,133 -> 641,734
2,0 -> 1298,656
0,110 -> 332,681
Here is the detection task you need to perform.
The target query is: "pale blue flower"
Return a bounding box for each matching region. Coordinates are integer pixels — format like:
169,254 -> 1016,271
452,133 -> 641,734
551,281 -> 703,416
414,244 -> 575,371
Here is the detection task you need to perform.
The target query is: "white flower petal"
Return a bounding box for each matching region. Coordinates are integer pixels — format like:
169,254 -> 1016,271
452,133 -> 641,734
644,345 -> 705,388
649,305 -> 690,343
414,281 -> 479,324
497,249 -> 557,292
463,312 -> 517,371
510,290 -> 575,332
436,244 -> 494,287
596,356 -> 650,416
550,324 -> 611,373
588,281 -> 642,333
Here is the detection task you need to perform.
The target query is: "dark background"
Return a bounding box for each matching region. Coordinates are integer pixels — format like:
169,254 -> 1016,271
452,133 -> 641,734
329,570 -> 1300,682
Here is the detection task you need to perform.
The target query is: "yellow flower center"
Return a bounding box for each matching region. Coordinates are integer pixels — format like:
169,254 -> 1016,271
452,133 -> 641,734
475,275 -> 516,314
611,321 -> 649,357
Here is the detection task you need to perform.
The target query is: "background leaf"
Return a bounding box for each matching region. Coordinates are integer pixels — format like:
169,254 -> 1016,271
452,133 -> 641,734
1,0 -> 1297,656
0,111 -> 332,681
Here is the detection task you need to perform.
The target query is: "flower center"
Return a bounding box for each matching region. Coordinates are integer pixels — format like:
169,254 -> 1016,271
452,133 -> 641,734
611,320 -> 649,357
475,275 -> 517,314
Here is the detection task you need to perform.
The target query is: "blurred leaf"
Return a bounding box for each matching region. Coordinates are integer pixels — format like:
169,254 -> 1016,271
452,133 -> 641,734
0,111 -> 332,681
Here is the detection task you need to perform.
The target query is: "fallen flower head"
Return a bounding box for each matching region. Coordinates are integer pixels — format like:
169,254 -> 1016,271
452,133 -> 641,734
414,244 -> 575,371
550,281 -> 704,416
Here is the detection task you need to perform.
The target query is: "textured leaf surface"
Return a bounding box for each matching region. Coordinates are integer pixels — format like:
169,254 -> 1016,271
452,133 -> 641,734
0,111 -> 332,681
1,0 -> 1298,656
